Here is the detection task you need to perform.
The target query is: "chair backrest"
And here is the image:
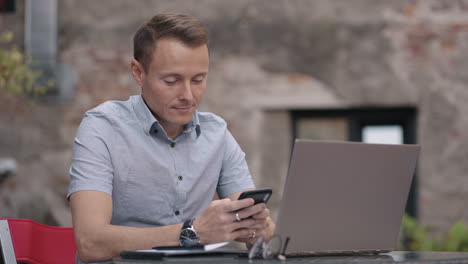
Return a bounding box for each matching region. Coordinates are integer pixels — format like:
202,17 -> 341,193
0,218 -> 77,264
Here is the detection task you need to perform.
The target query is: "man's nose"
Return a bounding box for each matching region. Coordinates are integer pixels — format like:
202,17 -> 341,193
179,81 -> 194,101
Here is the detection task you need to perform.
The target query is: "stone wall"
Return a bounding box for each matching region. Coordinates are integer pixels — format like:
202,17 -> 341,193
1,0 -> 467,235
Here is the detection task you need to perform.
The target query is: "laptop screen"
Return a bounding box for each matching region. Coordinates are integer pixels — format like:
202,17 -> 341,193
275,139 -> 420,254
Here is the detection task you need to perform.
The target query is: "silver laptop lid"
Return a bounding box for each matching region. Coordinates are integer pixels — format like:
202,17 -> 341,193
276,139 -> 420,254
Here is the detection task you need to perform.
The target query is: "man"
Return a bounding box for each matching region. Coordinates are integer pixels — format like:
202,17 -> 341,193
68,12 -> 275,263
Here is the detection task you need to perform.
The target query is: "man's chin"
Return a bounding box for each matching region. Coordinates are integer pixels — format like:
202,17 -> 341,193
167,108 -> 195,122
172,114 -> 194,126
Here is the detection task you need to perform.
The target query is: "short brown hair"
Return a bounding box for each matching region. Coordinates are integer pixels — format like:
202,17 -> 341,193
133,12 -> 209,72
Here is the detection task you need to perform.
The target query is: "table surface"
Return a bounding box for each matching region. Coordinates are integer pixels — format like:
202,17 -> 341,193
113,251 -> 468,264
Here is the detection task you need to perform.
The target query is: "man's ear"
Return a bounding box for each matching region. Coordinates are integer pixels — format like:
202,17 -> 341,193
131,59 -> 145,86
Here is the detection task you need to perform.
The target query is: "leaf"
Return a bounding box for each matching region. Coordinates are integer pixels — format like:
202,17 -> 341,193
0,31 -> 13,42
0,31 -> 52,97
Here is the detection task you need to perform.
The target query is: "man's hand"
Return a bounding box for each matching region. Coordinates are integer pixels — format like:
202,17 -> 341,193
236,208 -> 276,248
193,198 -> 268,244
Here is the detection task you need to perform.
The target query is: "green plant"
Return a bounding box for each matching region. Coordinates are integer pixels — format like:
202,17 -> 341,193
445,221 -> 468,252
0,31 -> 52,97
399,214 -> 468,252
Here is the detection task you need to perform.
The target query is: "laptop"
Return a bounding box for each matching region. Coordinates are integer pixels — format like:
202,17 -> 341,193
276,139 -> 420,256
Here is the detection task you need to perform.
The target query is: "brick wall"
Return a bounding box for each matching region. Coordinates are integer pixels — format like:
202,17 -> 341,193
1,0 -> 467,234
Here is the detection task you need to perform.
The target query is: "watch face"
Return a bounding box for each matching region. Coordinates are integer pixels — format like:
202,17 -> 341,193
180,227 -> 199,247
181,228 -> 197,240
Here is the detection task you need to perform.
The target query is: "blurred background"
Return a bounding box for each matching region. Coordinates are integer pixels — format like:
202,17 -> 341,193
1,0 -> 468,250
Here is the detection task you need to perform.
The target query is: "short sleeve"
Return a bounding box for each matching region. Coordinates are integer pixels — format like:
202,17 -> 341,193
67,112 -> 115,199
216,130 -> 256,198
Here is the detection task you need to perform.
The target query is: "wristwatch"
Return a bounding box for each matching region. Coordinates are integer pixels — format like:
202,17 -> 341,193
179,219 -> 200,247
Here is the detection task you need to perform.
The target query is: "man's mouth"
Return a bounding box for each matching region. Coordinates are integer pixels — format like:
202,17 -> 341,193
172,105 -> 193,113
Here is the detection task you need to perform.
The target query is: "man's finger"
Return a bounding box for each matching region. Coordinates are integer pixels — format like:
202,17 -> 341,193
247,222 -> 268,229
251,207 -> 270,219
225,198 -> 255,212
228,217 -> 257,231
232,228 -> 256,240
236,203 -> 266,219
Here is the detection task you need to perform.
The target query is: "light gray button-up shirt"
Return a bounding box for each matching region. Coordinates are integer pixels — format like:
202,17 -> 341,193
68,95 -> 255,263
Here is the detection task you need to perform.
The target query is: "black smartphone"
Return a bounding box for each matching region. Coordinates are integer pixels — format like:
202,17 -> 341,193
238,188 -> 272,204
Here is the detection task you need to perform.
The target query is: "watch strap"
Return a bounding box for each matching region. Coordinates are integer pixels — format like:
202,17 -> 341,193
182,219 -> 194,229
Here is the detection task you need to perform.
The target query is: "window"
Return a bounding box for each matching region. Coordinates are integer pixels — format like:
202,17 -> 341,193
0,0 -> 15,13
362,125 -> 403,145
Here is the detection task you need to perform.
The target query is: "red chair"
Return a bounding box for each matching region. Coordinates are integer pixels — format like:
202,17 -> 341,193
0,218 -> 77,264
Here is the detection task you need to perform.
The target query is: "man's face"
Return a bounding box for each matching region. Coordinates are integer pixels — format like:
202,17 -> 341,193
132,38 -> 209,136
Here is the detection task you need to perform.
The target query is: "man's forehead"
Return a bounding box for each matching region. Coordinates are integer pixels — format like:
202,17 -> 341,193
148,38 -> 209,73
152,37 -> 208,55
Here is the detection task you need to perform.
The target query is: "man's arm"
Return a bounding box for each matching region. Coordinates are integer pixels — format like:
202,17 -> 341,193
70,191 -> 182,262
71,190 -> 266,263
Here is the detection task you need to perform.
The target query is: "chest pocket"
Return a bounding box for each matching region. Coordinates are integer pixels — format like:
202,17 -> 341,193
123,169 -> 173,225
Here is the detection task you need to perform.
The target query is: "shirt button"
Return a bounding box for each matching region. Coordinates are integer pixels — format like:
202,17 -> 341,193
171,142 -> 176,148
178,175 -> 183,181
175,210 -> 180,216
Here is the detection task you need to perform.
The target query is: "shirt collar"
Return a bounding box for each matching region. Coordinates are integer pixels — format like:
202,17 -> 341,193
184,111 -> 201,137
132,95 -> 201,138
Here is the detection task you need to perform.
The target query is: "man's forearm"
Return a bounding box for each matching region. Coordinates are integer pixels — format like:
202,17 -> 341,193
70,190 -> 183,263
75,223 -> 183,263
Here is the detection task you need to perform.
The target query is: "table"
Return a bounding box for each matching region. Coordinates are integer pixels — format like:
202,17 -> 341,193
113,251 -> 468,264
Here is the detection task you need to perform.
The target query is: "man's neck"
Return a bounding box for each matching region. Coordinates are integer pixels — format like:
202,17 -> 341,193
159,121 -> 184,139
166,126 -> 184,140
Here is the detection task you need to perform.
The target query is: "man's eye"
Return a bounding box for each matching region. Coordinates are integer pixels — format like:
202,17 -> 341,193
164,79 -> 177,85
192,77 -> 204,84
